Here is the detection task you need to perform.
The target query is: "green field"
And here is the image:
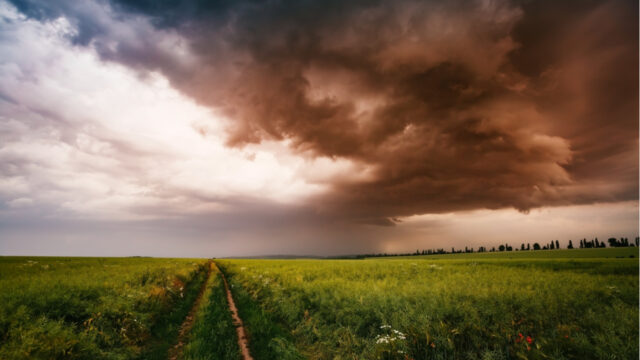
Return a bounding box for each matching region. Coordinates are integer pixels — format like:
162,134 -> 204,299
1,248 -> 638,359
0,257 -> 213,359
217,248 -> 639,360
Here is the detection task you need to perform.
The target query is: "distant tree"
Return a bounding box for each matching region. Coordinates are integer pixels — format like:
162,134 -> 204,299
491,247 -> 496,252
555,240 -> 560,249
506,245 -> 513,251
608,238 -> 618,247
550,241 -> 555,250
499,245 -> 505,252
579,240 -> 584,248
520,244 -> 525,251
595,239 -> 600,248
533,243 -> 541,250
526,243 -> 530,251
636,237 -> 639,247
567,240 -> 574,249
451,247 -> 455,254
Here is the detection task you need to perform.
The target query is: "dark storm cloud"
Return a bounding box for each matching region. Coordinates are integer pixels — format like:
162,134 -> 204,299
10,0 -> 637,224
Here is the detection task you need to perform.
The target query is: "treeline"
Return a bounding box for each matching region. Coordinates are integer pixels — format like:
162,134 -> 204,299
349,236 -> 639,259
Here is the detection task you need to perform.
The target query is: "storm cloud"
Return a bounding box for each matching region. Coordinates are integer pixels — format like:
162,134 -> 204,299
0,0 -> 637,255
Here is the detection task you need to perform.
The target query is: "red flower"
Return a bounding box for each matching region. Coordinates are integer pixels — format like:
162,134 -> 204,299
516,333 -> 523,343
526,336 -> 533,344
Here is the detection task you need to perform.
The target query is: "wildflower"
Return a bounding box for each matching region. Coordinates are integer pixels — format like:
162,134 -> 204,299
516,333 -> 523,343
526,336 -> 533,344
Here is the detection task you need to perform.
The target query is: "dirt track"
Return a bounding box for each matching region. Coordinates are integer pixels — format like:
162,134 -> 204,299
219,267 -> 254,360
168,262 -> 212,360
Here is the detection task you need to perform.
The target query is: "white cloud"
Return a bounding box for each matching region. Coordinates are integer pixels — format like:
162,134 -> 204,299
0,1 -> 352,222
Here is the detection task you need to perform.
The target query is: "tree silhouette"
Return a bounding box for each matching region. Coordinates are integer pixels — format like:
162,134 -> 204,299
533,243 -> 541,250
568,240 -> 574,249
555,240 -> 560,249
499,245 -> 505,252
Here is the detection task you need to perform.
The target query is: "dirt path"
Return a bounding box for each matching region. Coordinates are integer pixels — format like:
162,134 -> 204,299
218,267 -> 254,360
167,261 -> 212,360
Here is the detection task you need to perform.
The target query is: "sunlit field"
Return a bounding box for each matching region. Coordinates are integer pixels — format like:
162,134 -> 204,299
0,257 -> 209,359
1,249 -> 638,360
217,248 -> 639,360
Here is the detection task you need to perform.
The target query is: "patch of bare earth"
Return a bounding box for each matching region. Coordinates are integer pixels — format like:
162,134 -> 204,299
167,261 -> 212,360
219,268 -> 254,360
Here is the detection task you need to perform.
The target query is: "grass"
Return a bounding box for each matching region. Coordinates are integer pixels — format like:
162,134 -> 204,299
217,248 -> 639,360
221,265 -> 304,360
0,257 -> 209,360
1,249 -> 637,359
181,263 -> 241,360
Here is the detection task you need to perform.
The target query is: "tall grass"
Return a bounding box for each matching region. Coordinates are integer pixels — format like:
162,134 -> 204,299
0,257 -> 208,359
181,263 -> 241,360
217,253 -> 639,360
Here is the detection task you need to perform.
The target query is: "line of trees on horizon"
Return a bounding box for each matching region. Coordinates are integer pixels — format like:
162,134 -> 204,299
353,236 -> 639,259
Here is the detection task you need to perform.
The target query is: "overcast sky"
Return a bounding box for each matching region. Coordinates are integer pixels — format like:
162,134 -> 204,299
0,0 -> 637,257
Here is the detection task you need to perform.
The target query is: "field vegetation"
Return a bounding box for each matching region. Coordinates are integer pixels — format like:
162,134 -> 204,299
217,248 -> 639,360
1,248 -> 638,360
181,263 -> 240,360
0,257 -> 208,359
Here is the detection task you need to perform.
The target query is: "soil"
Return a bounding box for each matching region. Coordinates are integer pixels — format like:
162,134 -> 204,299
167,262 -> 212,360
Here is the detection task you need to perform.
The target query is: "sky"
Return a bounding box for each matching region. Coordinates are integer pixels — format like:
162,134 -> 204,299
0,0 -> 637,257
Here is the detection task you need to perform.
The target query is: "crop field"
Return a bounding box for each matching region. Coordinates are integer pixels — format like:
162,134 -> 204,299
217,248 -> 639,360
0,257 -> 211,359
1,248 -> 638,360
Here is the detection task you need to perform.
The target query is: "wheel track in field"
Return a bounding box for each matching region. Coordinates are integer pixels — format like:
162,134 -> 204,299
167,261 -> 212,360
216,263 -> 254,360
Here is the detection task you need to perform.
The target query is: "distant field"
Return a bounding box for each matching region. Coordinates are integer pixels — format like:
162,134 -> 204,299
385,247 -> 639,260
218,250 -> 639,360
0,257 -> 209,359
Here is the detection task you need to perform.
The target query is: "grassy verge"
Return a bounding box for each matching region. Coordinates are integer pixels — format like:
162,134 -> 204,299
216,262 -> 304,360
181,263 -> 241,360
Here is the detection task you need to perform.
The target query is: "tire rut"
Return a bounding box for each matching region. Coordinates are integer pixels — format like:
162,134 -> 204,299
216,264 -> 254,360
167,261 -> 212,360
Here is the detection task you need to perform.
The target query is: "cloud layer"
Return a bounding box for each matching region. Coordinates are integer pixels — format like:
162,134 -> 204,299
107,0 -> 637,223
0,0 -> 637,255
